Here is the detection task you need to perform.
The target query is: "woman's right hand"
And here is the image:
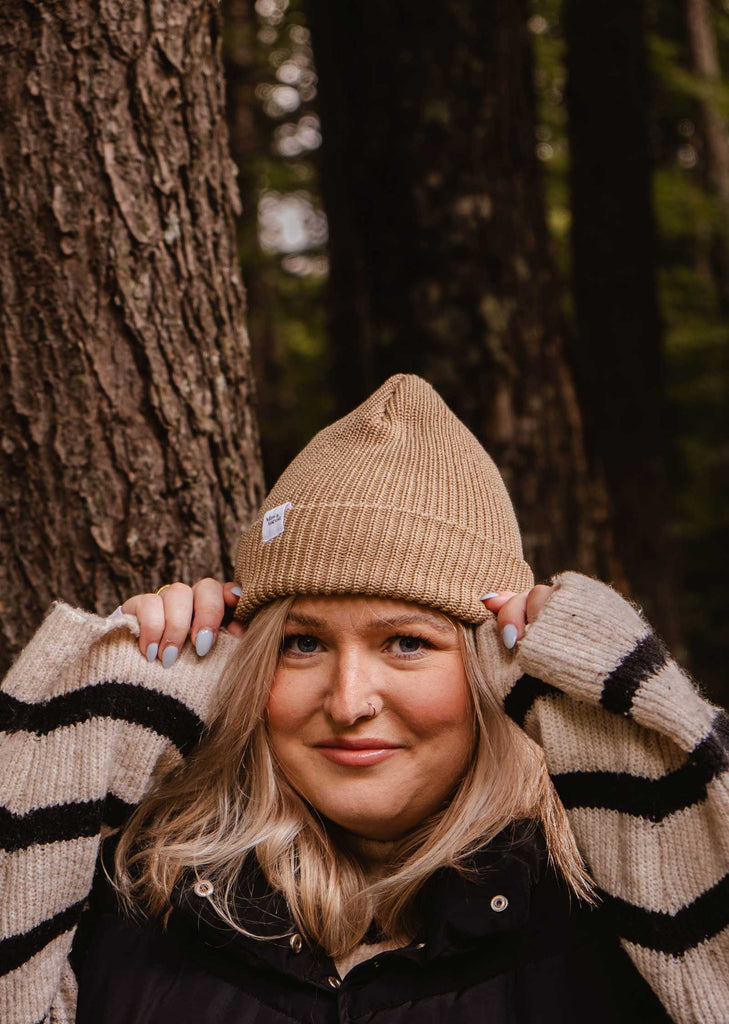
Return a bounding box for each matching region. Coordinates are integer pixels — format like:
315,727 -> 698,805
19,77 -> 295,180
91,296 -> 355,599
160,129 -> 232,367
119,579 -> 244,667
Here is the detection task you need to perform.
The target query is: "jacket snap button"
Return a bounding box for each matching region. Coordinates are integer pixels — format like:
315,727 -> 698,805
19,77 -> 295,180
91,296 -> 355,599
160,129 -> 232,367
490,894 -> 508,912
289,933 -> 303,953
193,879 -> 214,898
328,975 -> 341,990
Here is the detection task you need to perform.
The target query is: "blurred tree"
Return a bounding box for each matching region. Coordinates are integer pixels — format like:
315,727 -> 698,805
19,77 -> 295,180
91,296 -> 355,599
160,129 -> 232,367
685,0 -> 729,310
649,0 -> 729,702
222,0 -> 331,484
305,0 -> 619,583
678,0 -> 729,700
562,0 -> 679,641
0,0 -> 264,673
215,0 -> 727,699
530,0 -> 728,698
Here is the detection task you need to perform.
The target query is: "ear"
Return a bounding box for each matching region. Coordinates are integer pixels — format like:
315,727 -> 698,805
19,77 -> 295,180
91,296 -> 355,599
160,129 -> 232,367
474,616 -> 522,705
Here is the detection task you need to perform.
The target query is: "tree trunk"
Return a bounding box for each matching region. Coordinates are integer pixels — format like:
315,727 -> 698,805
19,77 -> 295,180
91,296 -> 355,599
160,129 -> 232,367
305,0 -> 617,584
685,0 -> 729,312
563,0 -> 679,642
0,0 -> 264,673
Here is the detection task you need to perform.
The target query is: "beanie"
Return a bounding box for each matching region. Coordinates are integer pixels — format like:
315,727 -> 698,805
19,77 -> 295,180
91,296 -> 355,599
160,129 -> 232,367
234,374 -> 533,624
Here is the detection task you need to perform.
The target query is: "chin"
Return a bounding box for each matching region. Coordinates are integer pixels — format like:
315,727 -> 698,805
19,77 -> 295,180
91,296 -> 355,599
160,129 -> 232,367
321,806 -> 416,841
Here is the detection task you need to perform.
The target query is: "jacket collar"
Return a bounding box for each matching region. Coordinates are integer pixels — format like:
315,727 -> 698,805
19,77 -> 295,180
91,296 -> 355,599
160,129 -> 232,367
419,824 -> 544,957
169,822 -> 545,980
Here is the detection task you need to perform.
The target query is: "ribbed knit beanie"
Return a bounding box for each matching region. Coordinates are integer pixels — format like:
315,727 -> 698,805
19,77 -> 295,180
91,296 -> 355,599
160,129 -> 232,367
234,374 -> 533,624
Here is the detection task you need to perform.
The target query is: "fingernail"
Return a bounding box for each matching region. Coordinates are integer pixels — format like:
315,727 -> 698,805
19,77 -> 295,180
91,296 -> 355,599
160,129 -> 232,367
162,645 -> 179,669
195,629 -> 214,657
110,606 -> 123,618
145,642 -> 159,663
231,586 -> 242,597
480,592 -> 499,601
502,624 -> 518,650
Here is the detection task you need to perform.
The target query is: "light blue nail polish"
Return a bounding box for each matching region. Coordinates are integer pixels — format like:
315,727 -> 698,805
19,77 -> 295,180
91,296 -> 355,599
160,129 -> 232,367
480,592 -> 499,601
195,629 -> 214,657
502,624 -> 518,650
231,586 -> 242,597
146,642 -> 159,663
110,606 -> 123,618
162,645 -> 179,669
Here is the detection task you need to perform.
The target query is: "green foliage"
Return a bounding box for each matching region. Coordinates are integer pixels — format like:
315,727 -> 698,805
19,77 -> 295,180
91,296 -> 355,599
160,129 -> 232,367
529,2 -> 572,295
653,167 -> 717,236
531,0 -> 729,702
647,9 -> 729,702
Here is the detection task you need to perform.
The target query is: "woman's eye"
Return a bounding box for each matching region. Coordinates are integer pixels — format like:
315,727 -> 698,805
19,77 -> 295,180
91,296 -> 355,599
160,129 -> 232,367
389,635 -> 427,656
283,634 -> 321,655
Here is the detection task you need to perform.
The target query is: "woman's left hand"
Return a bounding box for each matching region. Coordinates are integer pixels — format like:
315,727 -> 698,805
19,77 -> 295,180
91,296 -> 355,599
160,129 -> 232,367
481,585 -> 555,650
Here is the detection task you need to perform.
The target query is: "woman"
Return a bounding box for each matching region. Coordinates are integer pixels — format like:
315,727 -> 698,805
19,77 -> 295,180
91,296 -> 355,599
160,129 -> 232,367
1,375 -> 727,1023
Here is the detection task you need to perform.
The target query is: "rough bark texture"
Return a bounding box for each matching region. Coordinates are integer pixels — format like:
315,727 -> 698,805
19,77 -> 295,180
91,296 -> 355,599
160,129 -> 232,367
0,0 -> 264,673
305,0 -> 616,583
564,0 -> 679,642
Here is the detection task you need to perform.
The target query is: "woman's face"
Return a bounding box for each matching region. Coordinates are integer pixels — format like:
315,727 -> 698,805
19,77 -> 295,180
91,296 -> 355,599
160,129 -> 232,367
265,596 -> 474,840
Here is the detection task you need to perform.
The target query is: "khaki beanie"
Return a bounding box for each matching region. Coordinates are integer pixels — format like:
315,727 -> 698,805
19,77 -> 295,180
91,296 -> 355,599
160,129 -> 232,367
234,374 -> 533,624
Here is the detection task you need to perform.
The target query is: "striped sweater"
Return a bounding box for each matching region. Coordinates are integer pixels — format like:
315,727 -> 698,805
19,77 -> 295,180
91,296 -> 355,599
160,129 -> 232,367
1,573 -> 728,1023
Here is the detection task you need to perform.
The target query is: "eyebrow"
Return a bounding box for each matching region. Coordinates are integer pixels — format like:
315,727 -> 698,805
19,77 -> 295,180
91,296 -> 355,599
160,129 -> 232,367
285,610 -> 455,636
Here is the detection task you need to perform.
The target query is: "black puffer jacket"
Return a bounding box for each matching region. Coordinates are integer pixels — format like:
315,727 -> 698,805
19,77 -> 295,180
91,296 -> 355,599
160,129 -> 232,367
75,832 -> 670,1024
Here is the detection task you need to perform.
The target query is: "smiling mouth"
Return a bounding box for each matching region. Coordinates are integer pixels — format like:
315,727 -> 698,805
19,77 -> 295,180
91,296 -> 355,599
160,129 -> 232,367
314,739 -> 402,767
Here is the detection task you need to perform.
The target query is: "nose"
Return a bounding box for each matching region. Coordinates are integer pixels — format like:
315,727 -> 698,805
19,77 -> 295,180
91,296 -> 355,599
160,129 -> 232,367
323,648 -> 377,727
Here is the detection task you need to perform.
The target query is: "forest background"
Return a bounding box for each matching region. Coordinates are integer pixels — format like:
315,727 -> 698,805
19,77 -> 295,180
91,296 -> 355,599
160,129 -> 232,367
1,0 -> 727,706
231,0 -> 729,704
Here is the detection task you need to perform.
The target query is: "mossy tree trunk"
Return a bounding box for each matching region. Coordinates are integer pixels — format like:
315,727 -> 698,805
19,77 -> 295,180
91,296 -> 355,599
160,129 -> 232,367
306,0 -> 617,584
0,0 -> 264,673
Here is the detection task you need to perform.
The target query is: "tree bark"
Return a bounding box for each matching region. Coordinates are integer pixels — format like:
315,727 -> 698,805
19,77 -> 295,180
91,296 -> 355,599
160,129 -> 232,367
564,0 -> 679,641
0,0 -> 264,673
305,0 -> 617,584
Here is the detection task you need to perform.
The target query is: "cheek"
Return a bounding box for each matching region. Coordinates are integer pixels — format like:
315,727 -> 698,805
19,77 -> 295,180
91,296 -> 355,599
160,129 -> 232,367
265,669 -> 322,748
264,686 -> 303,786
410,668 -> 473,735
401,674 -> 475,776
265,676 -> 300,742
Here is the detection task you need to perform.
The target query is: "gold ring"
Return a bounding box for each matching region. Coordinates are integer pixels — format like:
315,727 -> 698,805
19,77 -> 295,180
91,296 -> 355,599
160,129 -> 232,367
154,584 -> 172,596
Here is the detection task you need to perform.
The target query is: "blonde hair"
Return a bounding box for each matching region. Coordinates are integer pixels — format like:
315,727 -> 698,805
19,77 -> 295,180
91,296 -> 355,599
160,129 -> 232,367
115,599 -> 592,956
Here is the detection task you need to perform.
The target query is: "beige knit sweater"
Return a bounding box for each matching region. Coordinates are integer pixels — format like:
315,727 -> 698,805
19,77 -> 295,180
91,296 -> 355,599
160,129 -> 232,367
0,573 -> 727,1023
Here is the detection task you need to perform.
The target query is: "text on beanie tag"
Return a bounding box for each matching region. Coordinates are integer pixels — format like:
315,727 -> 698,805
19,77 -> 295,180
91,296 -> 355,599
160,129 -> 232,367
262,502 -> 293,543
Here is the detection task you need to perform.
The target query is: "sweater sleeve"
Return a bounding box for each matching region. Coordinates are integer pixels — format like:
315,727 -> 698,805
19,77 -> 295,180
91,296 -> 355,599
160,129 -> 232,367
0,603 -> 238,1024
497,572 -> 729,1024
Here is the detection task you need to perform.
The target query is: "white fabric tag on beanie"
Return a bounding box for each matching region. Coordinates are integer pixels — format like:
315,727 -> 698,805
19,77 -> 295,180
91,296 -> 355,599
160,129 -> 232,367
262,502 -> 293,543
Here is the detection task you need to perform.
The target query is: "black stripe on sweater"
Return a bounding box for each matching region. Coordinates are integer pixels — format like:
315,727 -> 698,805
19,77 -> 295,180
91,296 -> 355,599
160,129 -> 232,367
597,869 -> 729,955
503,675 -> 561,728
0,794 -> 137,853
503,634 -> 669,728
0,899 -> 86,978
0,681 -> 204,754
551,709 -> 729,821
600,634 -> 669,716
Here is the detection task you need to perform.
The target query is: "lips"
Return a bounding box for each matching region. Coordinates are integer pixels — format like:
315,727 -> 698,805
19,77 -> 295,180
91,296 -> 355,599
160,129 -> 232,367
314,737 -> 402,767
316,737 -> 400,750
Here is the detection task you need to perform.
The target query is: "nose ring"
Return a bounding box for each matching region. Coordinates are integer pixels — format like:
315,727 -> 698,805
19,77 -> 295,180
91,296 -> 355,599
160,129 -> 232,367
367,702 -> 377,719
